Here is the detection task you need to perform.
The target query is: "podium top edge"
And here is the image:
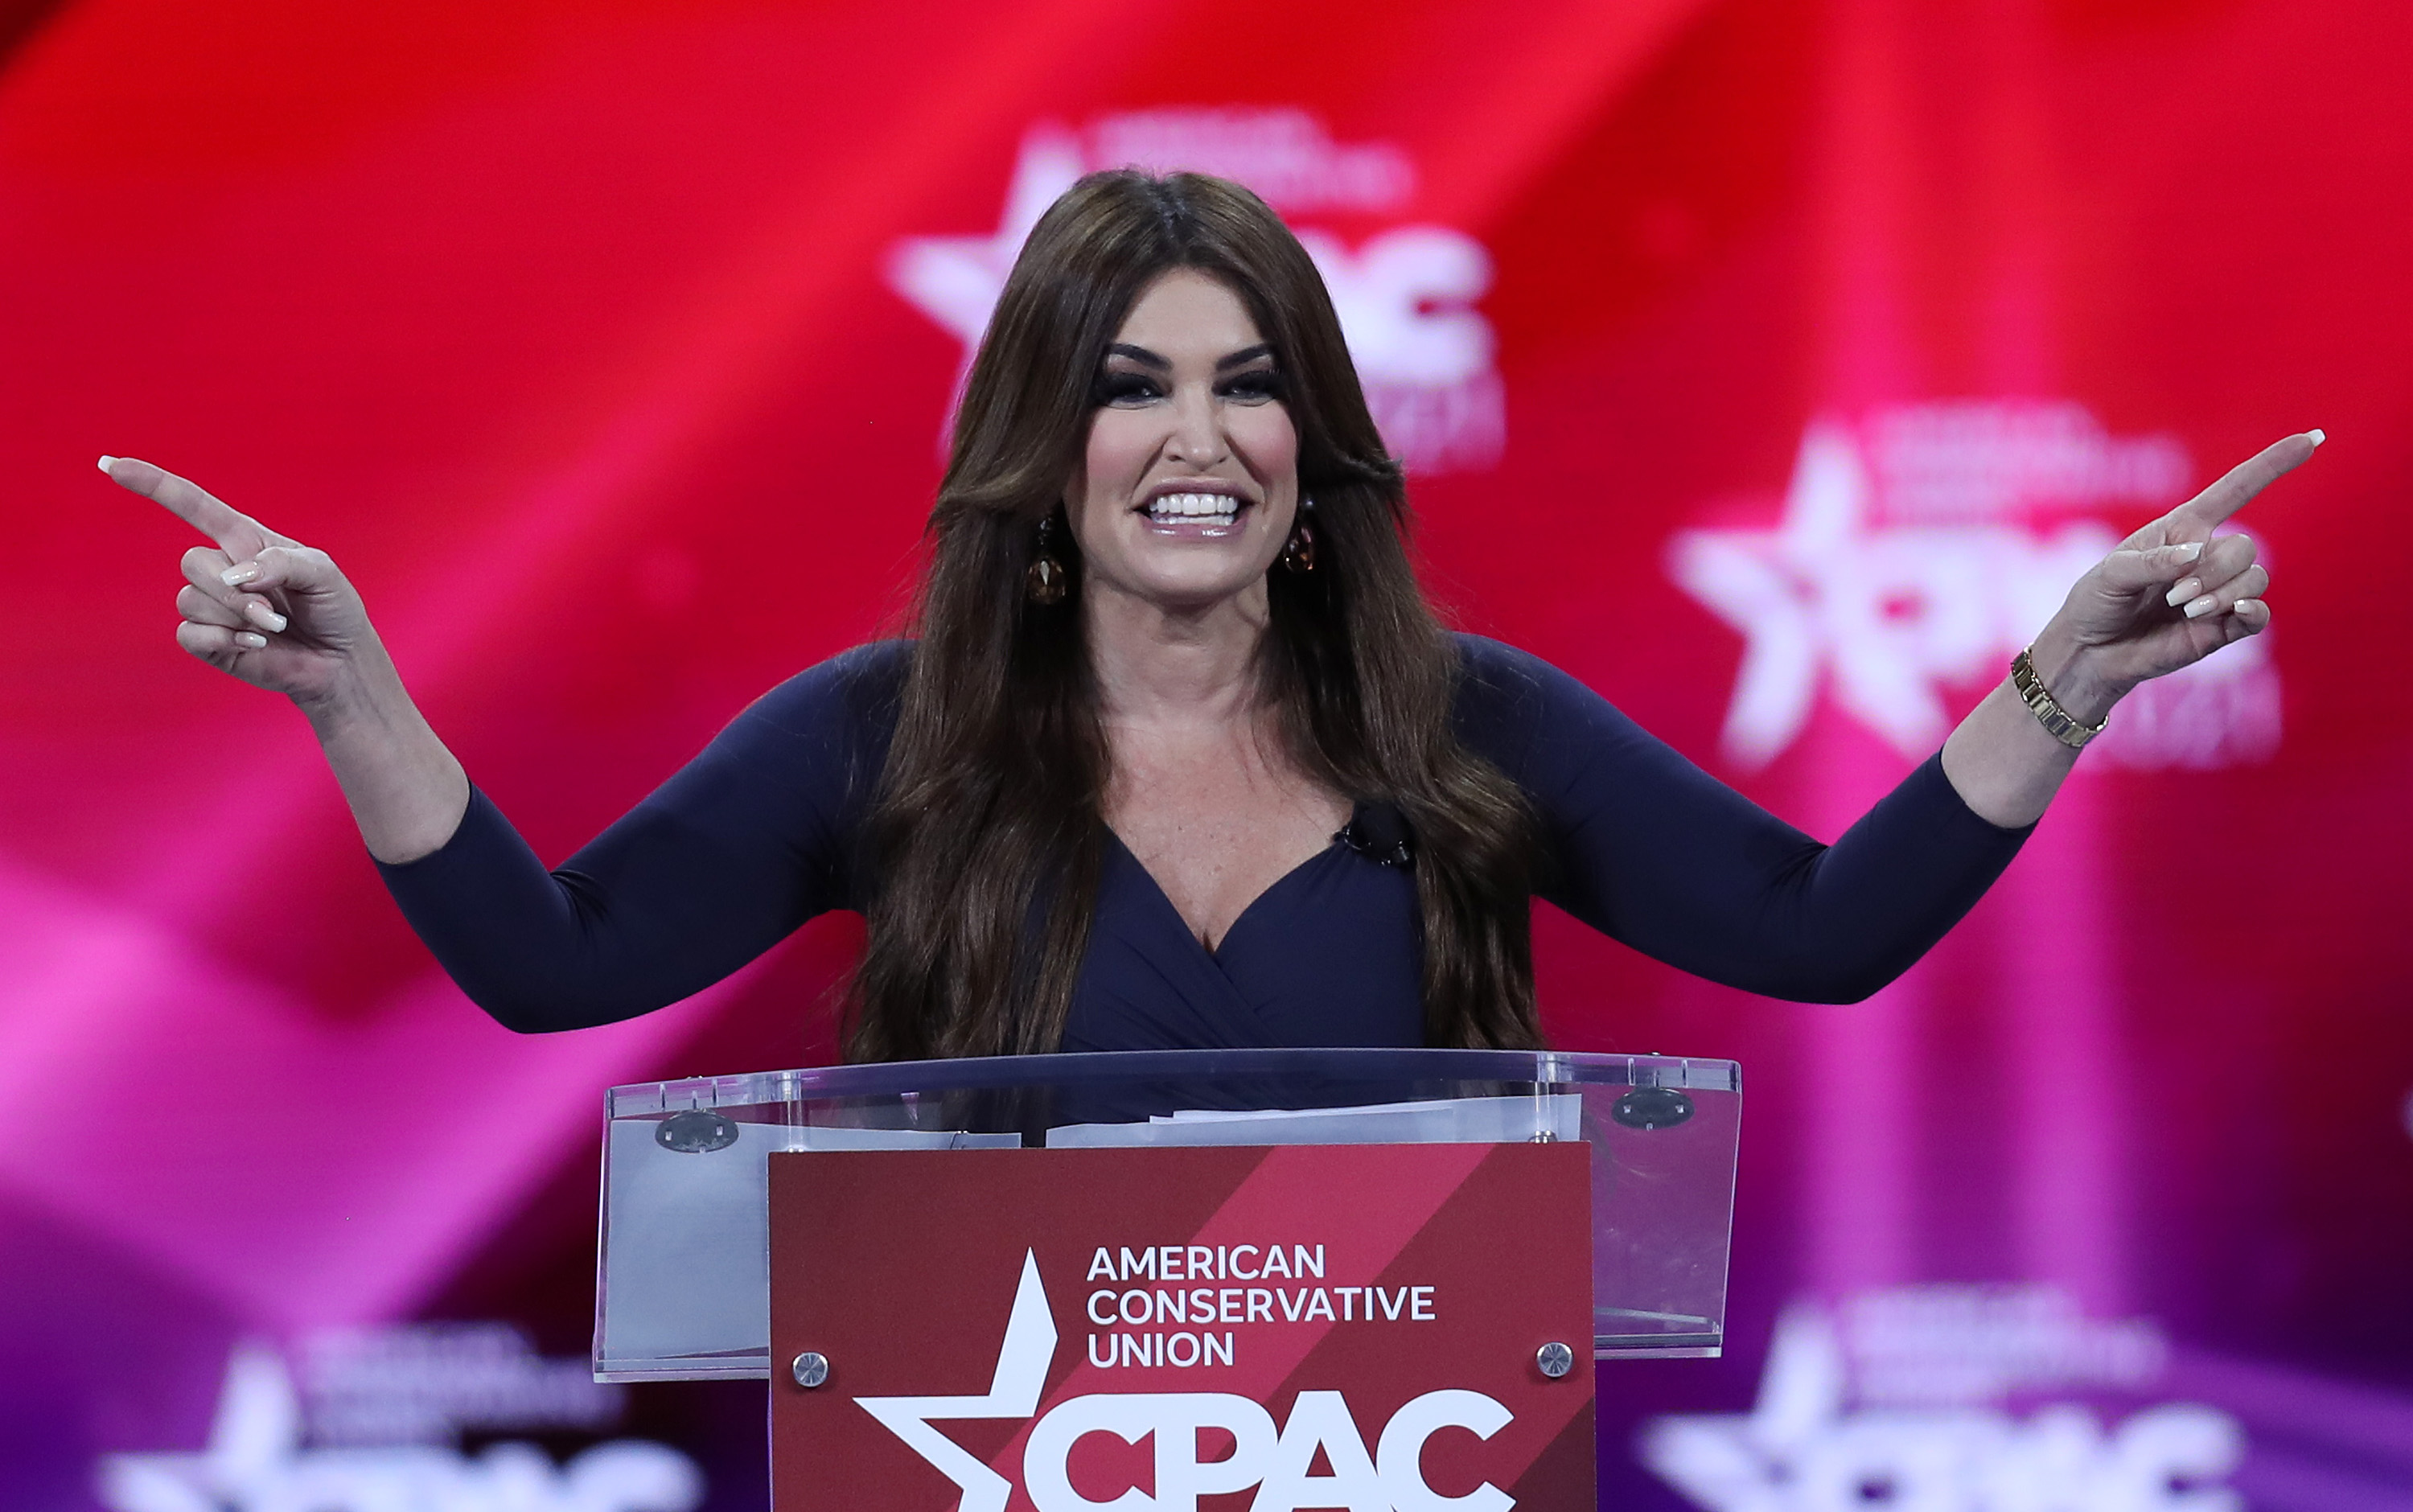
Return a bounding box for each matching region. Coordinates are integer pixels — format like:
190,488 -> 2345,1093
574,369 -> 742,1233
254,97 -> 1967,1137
605,1047 -> 1741,1117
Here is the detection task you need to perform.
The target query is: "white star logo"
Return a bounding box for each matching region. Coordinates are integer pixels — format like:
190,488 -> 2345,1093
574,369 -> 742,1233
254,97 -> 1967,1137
94,1342 -> 701,1512
1667,421 -> 2114,766
1637,1303 -> 2246,1510
884,117 -> 1506,471
855,1249 -> 1059,1512
887,128 -> 1088,384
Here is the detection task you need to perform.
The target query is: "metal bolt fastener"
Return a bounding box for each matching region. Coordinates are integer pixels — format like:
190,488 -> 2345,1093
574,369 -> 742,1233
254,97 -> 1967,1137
1535,1341 -> 1575,1378
791,1351 -> 830,1388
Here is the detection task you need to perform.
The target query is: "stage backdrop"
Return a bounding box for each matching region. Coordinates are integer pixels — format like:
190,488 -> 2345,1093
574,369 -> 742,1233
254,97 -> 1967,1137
4,0 -> 2411,1508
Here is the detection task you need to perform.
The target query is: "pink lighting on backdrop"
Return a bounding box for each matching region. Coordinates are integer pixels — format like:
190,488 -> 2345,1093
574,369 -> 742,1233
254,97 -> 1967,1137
3,0 -> 2411,1506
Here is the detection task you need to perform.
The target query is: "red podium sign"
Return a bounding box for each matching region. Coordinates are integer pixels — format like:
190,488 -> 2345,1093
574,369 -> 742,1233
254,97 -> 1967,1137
769,1141 -> 1594,1511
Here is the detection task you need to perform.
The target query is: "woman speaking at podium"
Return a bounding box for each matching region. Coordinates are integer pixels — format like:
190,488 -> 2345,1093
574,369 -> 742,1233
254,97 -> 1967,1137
110,171 -> 2312,1061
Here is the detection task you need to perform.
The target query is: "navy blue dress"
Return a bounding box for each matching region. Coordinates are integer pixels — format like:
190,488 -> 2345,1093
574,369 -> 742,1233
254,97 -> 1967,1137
376,637 -> 2029,1043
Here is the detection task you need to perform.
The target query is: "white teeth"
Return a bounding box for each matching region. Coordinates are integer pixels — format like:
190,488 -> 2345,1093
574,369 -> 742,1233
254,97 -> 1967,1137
1146,491 -> 1241,522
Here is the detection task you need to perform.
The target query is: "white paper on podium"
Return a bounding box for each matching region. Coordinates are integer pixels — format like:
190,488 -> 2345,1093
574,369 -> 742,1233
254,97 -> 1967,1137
1042,1093 -> 1583,1148
599,1122 -> 1019,1366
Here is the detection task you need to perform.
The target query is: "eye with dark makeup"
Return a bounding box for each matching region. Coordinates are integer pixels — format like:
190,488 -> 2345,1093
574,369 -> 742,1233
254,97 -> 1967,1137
1094,371 -> 1164,406
1091,365 -> 1285,407
1217,367 -> 1285,402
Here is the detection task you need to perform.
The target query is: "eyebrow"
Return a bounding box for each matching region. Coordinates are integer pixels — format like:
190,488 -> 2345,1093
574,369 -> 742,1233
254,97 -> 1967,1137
1105,343 -> 1276,372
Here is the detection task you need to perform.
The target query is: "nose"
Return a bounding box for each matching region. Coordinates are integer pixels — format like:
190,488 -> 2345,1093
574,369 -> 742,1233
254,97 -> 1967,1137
1161,383 -> 1225,467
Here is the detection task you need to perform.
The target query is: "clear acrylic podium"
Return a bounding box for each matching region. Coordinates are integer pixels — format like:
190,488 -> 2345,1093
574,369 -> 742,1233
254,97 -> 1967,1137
594,1047 -> 1740,1382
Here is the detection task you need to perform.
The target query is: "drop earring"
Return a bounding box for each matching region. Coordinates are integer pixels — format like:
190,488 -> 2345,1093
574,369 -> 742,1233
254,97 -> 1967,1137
1026,516 -> 1068,605
1280,499 -> 1317,574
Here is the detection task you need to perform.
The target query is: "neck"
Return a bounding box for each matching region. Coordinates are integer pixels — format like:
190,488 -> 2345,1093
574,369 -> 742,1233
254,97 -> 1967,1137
1083,580 -> 1270,731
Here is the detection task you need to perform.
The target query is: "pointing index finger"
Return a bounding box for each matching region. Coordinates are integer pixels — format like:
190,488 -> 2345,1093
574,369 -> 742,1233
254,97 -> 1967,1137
101,455 -> 268,556
2168,430 -> 2323,535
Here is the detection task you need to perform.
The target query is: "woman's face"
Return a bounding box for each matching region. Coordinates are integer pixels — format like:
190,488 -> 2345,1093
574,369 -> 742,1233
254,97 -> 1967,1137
1062,267 -> 1300,615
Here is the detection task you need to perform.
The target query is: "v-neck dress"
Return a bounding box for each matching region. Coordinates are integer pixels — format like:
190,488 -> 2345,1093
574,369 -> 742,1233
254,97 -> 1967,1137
376,637 -> 2031,1043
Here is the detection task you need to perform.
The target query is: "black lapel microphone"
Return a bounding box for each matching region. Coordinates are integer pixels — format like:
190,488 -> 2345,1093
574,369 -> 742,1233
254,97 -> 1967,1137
1337,800 -> 1415,869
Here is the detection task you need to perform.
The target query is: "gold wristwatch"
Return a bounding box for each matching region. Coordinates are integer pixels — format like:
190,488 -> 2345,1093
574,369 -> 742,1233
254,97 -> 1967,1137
2009,645 -> 2106,749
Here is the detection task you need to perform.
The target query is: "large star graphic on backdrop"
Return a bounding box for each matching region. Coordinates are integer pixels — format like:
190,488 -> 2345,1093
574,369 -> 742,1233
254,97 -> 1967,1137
96,1346 -> 701,1512
887,129 -> 1086,358
1667,424 -> 1905,766
1666,424 -> 2109,767
1638,1305 -> 2247,1509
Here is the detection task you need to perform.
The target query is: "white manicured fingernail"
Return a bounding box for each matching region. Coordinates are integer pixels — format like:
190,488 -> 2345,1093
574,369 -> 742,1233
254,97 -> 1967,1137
2165,577 -> 2202,607
97,455 -> 117,475
2308,429 -> 2326,446
2236,598 -> 2264,618
245,602 -> 287,633
2175,541 -> 2204,563
2184,594 -> 2218,618
221,563 -> 261,586
234,631 -> 268,649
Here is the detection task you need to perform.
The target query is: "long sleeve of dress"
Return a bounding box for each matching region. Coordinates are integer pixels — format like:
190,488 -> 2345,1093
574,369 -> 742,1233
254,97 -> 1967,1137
373,641 -> 908,1031
1450,635 -> 2032,1003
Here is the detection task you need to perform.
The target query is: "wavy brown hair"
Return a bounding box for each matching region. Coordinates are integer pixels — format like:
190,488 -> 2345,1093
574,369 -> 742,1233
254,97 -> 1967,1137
845,169 -> 1539,1061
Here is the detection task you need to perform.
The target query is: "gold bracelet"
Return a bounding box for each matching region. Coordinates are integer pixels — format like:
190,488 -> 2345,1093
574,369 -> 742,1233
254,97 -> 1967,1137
2009,645 -> 2106,749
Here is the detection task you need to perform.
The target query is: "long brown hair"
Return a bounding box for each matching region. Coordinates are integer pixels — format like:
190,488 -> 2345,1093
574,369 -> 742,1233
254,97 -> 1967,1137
846,170 -> 1539,1061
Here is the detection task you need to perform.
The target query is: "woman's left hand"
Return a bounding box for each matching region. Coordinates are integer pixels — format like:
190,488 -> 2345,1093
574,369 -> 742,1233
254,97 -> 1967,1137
2028,430 -> 2320,720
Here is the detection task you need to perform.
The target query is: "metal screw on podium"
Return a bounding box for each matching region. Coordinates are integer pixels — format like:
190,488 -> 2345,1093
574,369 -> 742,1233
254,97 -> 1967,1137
791,1351 -> 830,1389
1535,1341 -> 1575,1378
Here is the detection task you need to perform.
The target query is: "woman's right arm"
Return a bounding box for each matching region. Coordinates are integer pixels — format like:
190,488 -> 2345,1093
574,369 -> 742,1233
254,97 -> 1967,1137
107,456 -> 471,862
113,456 -> 892,1029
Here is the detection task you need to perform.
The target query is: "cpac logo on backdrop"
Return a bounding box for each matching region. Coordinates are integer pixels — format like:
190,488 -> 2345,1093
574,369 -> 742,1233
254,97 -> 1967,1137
861,1251 -> 1516,1512
889,109 -> 1503,473
96,1330 -> 701,1512
1641,1285 -> 2243,1511
1668,402 -> 2281,771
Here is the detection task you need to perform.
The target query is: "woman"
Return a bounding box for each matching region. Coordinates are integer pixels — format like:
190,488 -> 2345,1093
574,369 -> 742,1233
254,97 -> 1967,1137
109,171 -> 2309,1062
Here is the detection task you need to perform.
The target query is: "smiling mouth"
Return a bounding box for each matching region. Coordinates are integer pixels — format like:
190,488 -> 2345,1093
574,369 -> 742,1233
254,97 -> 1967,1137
1140,491 -> 1248,529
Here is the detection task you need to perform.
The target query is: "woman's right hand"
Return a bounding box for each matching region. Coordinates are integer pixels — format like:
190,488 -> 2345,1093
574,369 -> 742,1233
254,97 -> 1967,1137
105,456 -> 377,711
108,453 -> 468,861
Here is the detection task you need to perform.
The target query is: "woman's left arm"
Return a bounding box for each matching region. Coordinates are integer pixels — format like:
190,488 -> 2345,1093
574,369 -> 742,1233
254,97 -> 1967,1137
1942,430 -> 2321,827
